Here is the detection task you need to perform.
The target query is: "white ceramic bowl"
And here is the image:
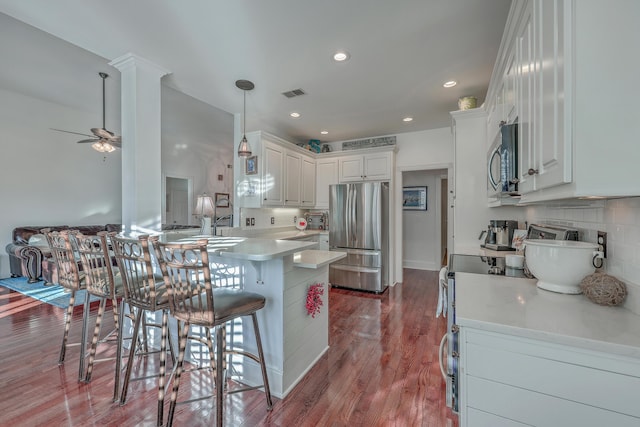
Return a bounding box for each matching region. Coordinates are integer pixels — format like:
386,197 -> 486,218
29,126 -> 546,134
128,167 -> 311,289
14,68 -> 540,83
524,239 -> 601,294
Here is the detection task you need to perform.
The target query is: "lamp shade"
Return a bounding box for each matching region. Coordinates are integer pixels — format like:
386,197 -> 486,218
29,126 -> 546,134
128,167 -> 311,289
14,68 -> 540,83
195,194 -> 215,217
237,135 -> 252,157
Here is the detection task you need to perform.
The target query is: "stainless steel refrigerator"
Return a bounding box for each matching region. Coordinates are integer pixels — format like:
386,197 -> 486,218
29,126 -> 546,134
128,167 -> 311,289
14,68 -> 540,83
329,182 -> 389,293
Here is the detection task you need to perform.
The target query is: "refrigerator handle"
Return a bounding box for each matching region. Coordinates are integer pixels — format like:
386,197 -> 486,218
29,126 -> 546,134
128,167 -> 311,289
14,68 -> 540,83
372,184 -> 380,249
351,185 -> 357,245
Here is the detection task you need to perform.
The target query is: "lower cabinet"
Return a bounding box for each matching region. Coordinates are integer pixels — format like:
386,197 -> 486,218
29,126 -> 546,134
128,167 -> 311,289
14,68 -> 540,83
459,328 -> 640,426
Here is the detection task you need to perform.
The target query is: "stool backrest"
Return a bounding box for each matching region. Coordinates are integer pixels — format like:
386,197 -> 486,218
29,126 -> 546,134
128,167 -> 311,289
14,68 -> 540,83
75,231 -> 117,298
42,229 -> 82,291
151,237 -> 214,325
110,233 -> 163,311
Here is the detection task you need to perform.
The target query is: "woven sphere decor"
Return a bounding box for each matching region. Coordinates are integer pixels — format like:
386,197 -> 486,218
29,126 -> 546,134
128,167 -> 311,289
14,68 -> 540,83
580,272 -> 627,306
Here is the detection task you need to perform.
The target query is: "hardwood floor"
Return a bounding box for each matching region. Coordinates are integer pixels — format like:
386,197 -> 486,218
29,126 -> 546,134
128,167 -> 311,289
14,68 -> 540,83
0,269 -> 457,426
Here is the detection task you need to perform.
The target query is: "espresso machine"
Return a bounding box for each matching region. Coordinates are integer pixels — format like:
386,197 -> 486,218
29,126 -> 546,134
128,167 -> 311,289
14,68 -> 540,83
483,220 -> 519,251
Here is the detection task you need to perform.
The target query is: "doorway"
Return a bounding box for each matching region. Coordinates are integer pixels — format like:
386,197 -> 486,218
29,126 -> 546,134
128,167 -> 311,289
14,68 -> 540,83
163,175 -> 193,226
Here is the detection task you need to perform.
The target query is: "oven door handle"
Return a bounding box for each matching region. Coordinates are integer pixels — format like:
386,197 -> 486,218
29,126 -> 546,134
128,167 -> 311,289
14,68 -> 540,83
438,332 -> 448,380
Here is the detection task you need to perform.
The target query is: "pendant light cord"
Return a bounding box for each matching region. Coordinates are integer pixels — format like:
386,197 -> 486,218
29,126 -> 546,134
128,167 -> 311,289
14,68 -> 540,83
243,89 -> 246,135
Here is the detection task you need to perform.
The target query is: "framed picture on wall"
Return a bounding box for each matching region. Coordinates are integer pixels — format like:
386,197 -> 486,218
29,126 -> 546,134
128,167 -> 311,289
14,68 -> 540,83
215,192 -> 230,207
403,186 -> 427,210
245,155 -> 258,175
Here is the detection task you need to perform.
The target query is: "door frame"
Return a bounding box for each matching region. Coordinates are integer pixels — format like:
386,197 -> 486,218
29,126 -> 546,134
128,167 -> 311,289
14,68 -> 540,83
162,174 -> 194,226
394,163 -> 453,283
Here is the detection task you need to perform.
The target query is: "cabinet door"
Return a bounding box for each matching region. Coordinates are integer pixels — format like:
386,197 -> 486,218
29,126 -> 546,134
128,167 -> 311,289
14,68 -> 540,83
300,156 -> 316,206
504,48 -> 517,123
263,142 -> 284,205
516,1 -> 536,193
339,155 -> 364,182
363,152 -> 391,180
284,151 -> 301,206
315,158 -> 338,208
534,0 -> 571,190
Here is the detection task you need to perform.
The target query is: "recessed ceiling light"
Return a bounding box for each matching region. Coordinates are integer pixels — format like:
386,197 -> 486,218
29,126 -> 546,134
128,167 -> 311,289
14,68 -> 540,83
333,51 -> 350,62
321,130 -> 329,135
443,80 -> 457,88
403,117 -> 413,122
290,112 -> 301,118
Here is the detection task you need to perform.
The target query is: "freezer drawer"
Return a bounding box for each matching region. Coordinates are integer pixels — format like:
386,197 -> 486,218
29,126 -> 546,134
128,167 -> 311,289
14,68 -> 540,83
329,263 -> 384,293
330,248 -> 381,268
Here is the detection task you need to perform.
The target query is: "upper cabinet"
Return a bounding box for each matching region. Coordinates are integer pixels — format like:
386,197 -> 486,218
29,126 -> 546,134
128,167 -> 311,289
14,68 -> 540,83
235,131 -> 316,208
301,156 -> 316,207
339,150 -> 393,182
315,158 -> 338,209
485,0 -> 640,203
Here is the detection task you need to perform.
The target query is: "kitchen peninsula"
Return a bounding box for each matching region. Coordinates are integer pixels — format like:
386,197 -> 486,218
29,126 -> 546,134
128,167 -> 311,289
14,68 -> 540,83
175,235 -> 346,398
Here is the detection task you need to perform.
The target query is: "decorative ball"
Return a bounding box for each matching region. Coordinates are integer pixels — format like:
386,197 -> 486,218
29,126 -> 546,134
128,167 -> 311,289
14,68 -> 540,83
580,273 -> 627,306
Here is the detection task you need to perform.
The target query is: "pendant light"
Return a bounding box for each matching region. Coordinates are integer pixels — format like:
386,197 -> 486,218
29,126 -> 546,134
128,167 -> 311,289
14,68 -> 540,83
236,79 -> 255,157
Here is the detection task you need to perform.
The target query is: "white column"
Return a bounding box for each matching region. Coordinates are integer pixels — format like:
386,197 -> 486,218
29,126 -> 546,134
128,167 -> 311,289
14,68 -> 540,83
109,53 -> 170,234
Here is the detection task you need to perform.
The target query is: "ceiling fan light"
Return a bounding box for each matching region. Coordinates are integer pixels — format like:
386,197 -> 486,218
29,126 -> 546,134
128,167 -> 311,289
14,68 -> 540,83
237,135 -> 252,157
92,141 -> 115,153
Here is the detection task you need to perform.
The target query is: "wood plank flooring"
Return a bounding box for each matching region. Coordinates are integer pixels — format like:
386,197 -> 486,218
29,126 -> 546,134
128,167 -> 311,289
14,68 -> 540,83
0,269 -> 457,426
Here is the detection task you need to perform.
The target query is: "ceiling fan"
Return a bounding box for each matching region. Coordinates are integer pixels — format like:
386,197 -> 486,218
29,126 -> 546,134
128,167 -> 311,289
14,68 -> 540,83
51,72 -> 121,153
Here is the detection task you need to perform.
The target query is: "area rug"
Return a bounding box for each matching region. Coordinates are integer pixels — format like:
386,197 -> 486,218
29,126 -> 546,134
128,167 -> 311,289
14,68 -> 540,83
0,277 -> 100,309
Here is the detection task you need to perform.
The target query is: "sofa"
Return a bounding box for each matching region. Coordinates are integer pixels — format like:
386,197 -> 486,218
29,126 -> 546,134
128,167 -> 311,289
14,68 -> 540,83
5,224 -> 122,284
5,224 -> 200,285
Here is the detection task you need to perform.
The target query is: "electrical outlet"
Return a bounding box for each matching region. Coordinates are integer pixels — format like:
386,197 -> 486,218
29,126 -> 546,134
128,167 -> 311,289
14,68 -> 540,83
271,217 -> 275,225
251,217 -> 255,226
597,231 -> 607,258
294,216 -> 297,224
245,218 -> 251,227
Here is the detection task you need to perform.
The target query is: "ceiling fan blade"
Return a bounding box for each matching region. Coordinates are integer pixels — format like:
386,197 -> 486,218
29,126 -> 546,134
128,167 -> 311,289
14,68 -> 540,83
77,138 -> 99,144
91,127 -> 115,139
50,128 -> 94,138
111,141 -> 122,148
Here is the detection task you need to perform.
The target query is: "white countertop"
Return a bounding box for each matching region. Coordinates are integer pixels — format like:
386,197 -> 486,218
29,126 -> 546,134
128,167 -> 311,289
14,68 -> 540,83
293,250 -> 346,269
175,236 -> 317,261
455,272 -> 640,359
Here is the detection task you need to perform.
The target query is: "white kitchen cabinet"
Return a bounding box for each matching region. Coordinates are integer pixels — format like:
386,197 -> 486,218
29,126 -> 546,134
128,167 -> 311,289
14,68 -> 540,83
459,328 -> 640,426
284,150 -> 301,206
315,157 -> 338,209
300,156 -> 316,207
236,131 -> 316,209
338,150 -> 392,182
486,0 -> 640,203
517,0 -> 570,194
263,140 -> 285,205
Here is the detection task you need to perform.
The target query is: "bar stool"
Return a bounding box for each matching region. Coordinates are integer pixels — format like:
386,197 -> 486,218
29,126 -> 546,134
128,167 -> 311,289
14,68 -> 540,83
42,229 -> 87,381
73,231 -> 124,400
151,237 -> 272,427
110,233 -> 175,426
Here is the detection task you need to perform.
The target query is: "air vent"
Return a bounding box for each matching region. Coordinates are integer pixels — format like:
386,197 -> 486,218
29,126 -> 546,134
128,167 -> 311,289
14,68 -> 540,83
282,88 -> 306,98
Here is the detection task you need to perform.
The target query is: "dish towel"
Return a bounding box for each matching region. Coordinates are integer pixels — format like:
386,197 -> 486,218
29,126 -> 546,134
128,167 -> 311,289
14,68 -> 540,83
436,266 -> 448,318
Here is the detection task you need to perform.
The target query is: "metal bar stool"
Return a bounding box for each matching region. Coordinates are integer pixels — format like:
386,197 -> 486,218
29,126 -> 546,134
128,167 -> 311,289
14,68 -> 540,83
110,233 -> 176,426
151,237 -> 272,427
42,229 -> 88,381
74,231 -> 124,401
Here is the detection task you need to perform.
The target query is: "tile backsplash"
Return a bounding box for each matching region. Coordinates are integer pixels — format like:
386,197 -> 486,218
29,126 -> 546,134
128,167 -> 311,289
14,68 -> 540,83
525,197 -> 640,314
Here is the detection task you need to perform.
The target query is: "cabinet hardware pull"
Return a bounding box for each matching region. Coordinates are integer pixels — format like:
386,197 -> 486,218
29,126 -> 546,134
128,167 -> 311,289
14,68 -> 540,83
527,168 -> 539,176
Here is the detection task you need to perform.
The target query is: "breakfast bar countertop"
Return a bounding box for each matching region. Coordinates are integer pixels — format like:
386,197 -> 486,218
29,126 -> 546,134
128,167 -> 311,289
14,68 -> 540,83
455,272 -> 640,359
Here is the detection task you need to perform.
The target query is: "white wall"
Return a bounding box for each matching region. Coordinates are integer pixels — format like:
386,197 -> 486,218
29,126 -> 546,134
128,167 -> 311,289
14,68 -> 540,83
0,89 -> 123,278
402,170 -> 445,270
161,85 -> 234,225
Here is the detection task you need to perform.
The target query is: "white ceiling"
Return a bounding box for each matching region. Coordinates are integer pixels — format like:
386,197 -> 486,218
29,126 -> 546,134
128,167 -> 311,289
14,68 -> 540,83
0,0 -> 511,144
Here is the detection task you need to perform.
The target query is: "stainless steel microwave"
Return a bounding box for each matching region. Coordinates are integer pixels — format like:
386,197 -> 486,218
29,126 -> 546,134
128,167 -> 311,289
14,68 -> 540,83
487,123 -> 518,203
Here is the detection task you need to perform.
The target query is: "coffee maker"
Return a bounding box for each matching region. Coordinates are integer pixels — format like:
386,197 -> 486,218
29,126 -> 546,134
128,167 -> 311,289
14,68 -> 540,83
483,220 -> 519,251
